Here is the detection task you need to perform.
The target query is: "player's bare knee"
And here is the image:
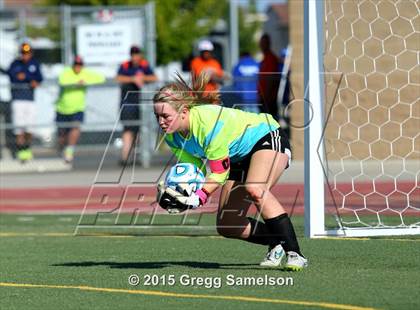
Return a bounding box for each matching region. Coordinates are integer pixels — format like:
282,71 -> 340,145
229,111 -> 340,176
245,185 -> 265,202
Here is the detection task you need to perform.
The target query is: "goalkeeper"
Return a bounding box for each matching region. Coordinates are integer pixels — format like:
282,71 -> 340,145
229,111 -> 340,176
154,72 -> 307,271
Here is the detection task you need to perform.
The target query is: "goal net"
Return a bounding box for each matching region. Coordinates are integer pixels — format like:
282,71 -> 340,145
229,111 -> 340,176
304,0 -> 419,237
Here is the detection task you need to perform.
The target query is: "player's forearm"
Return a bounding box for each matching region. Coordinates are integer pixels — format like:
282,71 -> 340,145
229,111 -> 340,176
202,179 -> 221,196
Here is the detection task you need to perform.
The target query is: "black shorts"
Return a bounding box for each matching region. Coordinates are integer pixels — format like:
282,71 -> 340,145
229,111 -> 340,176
120,105 -> 140,133
228,127 -> 291,182
56,112 -> 84,135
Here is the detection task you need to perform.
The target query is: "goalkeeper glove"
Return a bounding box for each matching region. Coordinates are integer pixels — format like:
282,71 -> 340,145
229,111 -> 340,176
157,182 -> 208,214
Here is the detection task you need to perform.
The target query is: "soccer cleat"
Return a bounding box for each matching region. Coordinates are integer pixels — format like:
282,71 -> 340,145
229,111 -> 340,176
259,244 -> 285,267
284,251 -> 308,271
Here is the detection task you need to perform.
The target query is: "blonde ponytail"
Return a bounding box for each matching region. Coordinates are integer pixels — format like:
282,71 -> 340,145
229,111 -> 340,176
153,71 -> 220,111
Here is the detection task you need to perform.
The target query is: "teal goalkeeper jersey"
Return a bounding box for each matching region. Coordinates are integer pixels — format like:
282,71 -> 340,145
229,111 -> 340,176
164,105 -> 279,184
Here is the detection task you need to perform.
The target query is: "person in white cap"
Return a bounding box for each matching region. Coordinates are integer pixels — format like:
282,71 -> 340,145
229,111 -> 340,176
190,40 -> 225,96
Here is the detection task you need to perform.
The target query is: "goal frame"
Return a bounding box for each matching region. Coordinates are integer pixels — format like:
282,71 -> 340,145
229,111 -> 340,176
303,0 -> 420,238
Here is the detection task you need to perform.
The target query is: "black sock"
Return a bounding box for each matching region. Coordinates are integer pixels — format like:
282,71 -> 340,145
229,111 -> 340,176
264,213 -> 303,256
245,217 -> 277,247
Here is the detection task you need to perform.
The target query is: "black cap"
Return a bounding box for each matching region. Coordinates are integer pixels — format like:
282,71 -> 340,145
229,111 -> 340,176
73,55 -> 84,66
130,45 -> 142,55
21,43 -> 32,54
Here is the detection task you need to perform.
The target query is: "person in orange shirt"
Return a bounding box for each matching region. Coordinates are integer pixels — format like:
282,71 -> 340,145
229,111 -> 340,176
190,40 -> 224,96
258,34 -> 280,121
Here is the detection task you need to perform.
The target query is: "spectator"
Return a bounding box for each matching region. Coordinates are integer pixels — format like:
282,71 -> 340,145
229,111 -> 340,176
257,34 -> 280,121
277,48 -> 292,139
231,52 -> 260,113
0,98 -> 8,160
116,45 -> 157,165
55,56 -> 105,163
6,43 -> 43,163
190,40 -> 225,96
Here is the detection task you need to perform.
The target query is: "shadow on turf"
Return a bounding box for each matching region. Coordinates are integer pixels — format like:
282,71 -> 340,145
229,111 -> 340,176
52,261 -> 275,270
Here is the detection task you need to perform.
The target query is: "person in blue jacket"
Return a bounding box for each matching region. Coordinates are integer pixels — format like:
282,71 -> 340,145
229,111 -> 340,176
231,52 -> 260,113
7,43 -> 43,162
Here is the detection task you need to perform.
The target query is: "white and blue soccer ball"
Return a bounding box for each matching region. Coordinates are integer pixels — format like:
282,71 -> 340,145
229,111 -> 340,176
165,163 -> 205,196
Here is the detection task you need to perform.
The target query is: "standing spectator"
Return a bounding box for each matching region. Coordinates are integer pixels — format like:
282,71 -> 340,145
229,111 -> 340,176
0,67 -> 15,157
277,48 -> 292,139
6,43 -> 43,163
257,34 -> 280,121
55,56 -> 105,163
232,52 -> 260,113
116,45 -> 157,165
190,40 -> 224,97
0,67 -> 11,159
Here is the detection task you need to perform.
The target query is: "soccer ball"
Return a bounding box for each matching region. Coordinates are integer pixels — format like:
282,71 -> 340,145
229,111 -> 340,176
165,163 -> 205,196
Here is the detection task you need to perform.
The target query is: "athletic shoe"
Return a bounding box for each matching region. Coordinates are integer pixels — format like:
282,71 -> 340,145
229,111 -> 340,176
284,251 -> 308,271
259,244 -> 285,267
17,150 -> 26,163
63,147 -> 74,163
26,149 -> 33,161
17,149 -> 33,163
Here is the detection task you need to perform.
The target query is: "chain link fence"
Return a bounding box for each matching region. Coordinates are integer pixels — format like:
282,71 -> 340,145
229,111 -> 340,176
0,4 -> 168,172
0,81 -> 172,170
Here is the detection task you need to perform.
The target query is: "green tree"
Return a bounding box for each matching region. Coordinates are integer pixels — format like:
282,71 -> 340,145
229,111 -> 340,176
154,0 -> 227,65
238,0 -> 260,56
26,13 -> 61,43
42,0 -> 227,65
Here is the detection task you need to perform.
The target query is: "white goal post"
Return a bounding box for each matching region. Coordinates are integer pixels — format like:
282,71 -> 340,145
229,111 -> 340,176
304,0 -> 420,237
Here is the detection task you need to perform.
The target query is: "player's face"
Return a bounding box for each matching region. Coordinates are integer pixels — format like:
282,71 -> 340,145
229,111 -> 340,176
21,52 -> 32,63
73,64 -> 82,74
259,37 -> 270,52
154,102 -> 183,134
131,53 -> 142,64
201,51 -> 212,60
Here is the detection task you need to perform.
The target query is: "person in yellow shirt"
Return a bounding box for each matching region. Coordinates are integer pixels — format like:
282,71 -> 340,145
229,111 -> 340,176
56,56 -> 105,163
155,73 -> 307,271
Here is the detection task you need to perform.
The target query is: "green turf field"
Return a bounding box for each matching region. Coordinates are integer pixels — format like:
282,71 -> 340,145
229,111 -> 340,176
1,214 -> 419,310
